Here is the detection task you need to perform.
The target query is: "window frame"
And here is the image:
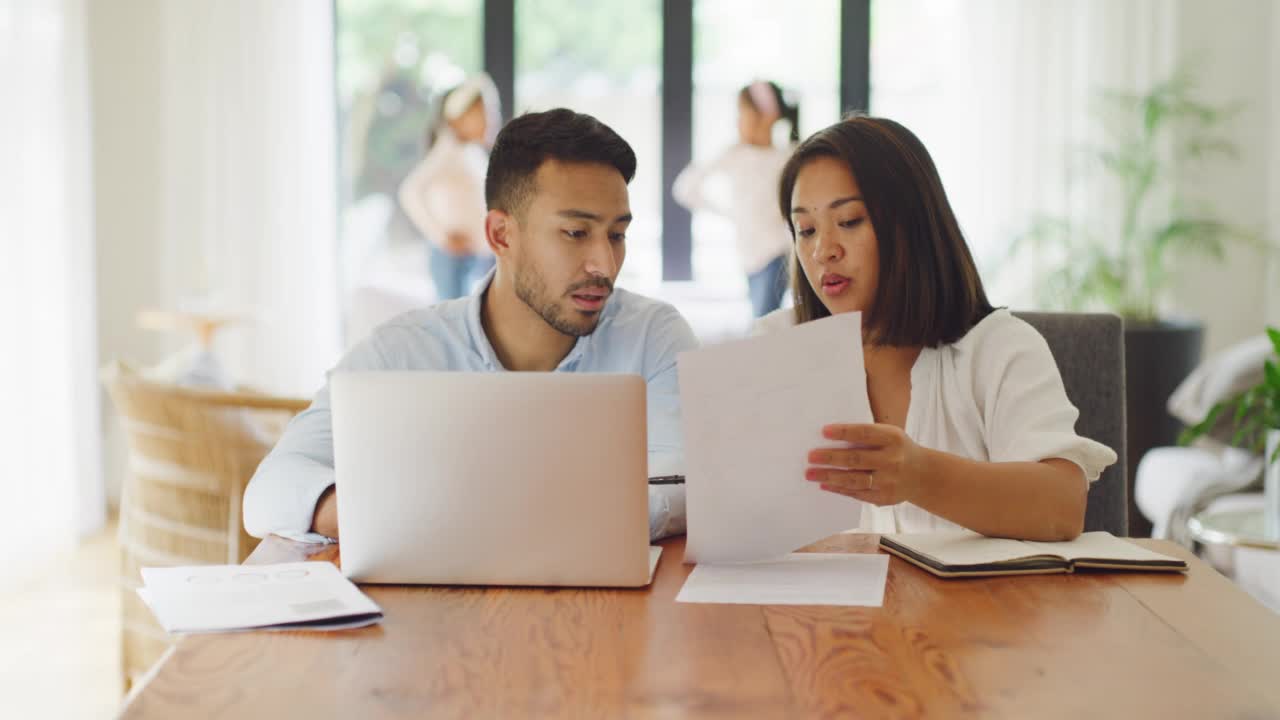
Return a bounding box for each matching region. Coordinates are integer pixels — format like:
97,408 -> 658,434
334,0 -> 870,283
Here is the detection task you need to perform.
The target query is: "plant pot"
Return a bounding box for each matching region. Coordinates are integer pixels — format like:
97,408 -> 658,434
1124,318 -> 1204,537
1266,430 -> 1280,541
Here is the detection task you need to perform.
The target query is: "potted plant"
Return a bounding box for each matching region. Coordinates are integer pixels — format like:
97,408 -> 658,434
1179,328 -> 1280,540
1017,66 -> 1252,535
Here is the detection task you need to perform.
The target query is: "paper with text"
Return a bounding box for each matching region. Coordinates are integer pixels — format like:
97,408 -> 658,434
679,312 -> 872,563
676,553 -> 889,606
139,561 -> 382,634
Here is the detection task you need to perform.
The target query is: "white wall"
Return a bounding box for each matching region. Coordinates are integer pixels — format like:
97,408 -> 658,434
88,1 -> 341,504
149,1 -> 342,395
0,0 -> 104,573
88,1 -> 168,368
82,0 -> 1280,503
1269,0 -> 1280,329
87,1 -> 167,505
1168,0 -> 1277,354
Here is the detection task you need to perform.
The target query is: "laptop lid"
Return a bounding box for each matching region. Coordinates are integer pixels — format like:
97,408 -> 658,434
331,371 -> 650,587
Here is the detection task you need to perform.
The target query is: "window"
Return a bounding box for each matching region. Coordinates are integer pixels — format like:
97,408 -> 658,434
334,0 -> 862,333
335,0 -> 483,297
515,0 -> 664,292
690,0 -> 841,293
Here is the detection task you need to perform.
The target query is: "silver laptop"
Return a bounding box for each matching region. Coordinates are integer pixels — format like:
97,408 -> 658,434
330,371 -> 651,587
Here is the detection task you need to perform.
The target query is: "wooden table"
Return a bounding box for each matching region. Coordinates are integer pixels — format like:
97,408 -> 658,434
119,535 -> 1280,719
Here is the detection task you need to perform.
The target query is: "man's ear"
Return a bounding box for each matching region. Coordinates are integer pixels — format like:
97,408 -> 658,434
484,209 -> 514,257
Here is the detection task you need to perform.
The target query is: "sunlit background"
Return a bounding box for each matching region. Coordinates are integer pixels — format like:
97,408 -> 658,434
2,0 -> 1279,716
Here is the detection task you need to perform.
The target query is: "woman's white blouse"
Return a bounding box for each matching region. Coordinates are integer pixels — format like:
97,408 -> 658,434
754,308 -> 1118,533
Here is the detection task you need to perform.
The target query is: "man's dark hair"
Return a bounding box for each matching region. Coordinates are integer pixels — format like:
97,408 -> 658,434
485,108 -> 637,218
778,114 -> 994,347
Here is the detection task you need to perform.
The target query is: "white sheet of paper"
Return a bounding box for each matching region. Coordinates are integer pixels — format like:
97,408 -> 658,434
139,561 -> 382,634
678,312 -> 872,563
675,553 -> 889,606
136,588 -> 382,633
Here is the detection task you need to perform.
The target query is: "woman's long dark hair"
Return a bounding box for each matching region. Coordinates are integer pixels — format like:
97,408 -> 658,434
778,115 -> 994,347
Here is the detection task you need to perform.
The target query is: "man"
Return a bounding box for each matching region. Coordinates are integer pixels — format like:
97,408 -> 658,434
244,108 -> 697,543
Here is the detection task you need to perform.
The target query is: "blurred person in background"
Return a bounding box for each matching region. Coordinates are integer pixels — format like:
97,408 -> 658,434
673,80 -> 800,317
399,72 -> 502,301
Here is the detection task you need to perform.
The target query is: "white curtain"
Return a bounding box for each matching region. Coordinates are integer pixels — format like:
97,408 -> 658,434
153,1 -> 341,395
871,0 -> 1178,308
0,0 -> 103,582
1270,3 -> 1280,327
91,0 -> 342,505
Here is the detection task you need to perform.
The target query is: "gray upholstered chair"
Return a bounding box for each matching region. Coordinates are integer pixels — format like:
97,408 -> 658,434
1014,312 -> 1129,535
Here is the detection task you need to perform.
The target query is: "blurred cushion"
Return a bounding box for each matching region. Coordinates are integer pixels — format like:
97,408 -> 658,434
1167,334 -> 1273,447
1135,445 -> 1261,540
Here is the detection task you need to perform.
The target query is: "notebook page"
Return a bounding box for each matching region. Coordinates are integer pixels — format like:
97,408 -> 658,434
1021,532 -> 1182,564
882,531 -> 1051,566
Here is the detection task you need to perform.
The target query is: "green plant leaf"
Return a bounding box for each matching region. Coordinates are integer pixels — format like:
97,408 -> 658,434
1015,63 -> 1252,320
1266,327 -> 1280,360
1184,136 -> 1239,161
1235,388 -> 1260,424
1179,401 -> 1227,445
1143,94 -> 1162,137
1015,216 -> 1077,254
1099,146 -> 1142,178
1150,218 -> 1232,260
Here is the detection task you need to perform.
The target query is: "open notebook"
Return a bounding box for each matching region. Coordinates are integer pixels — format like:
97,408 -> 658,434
879,531 -> 1188,578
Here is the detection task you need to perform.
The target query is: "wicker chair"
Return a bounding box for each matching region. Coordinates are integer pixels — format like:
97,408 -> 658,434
100,362 -> 310,689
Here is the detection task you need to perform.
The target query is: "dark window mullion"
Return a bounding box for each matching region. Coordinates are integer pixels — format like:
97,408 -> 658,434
661,0 -> 694,282
484,0 -> 515,122
481,0 -> 869,282
840,0 -> 871,114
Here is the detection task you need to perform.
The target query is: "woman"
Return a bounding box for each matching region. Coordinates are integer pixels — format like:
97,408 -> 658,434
762,116 -> 1116,541
673,80 -> 799,317
398,72 -> 501,301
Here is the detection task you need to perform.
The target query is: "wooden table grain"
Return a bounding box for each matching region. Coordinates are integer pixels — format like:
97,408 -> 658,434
118,534 -> 1280,719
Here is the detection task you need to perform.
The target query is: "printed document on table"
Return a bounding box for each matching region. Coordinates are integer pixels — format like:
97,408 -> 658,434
678,311 -> 872,564
138,561 -> 382,634
676,553 -> 889,606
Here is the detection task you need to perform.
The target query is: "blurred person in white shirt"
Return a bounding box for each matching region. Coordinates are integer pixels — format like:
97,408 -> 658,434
673,80 -> 800,317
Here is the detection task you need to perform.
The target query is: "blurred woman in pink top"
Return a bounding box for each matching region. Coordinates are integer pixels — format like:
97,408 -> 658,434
399,72 -> 502,300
